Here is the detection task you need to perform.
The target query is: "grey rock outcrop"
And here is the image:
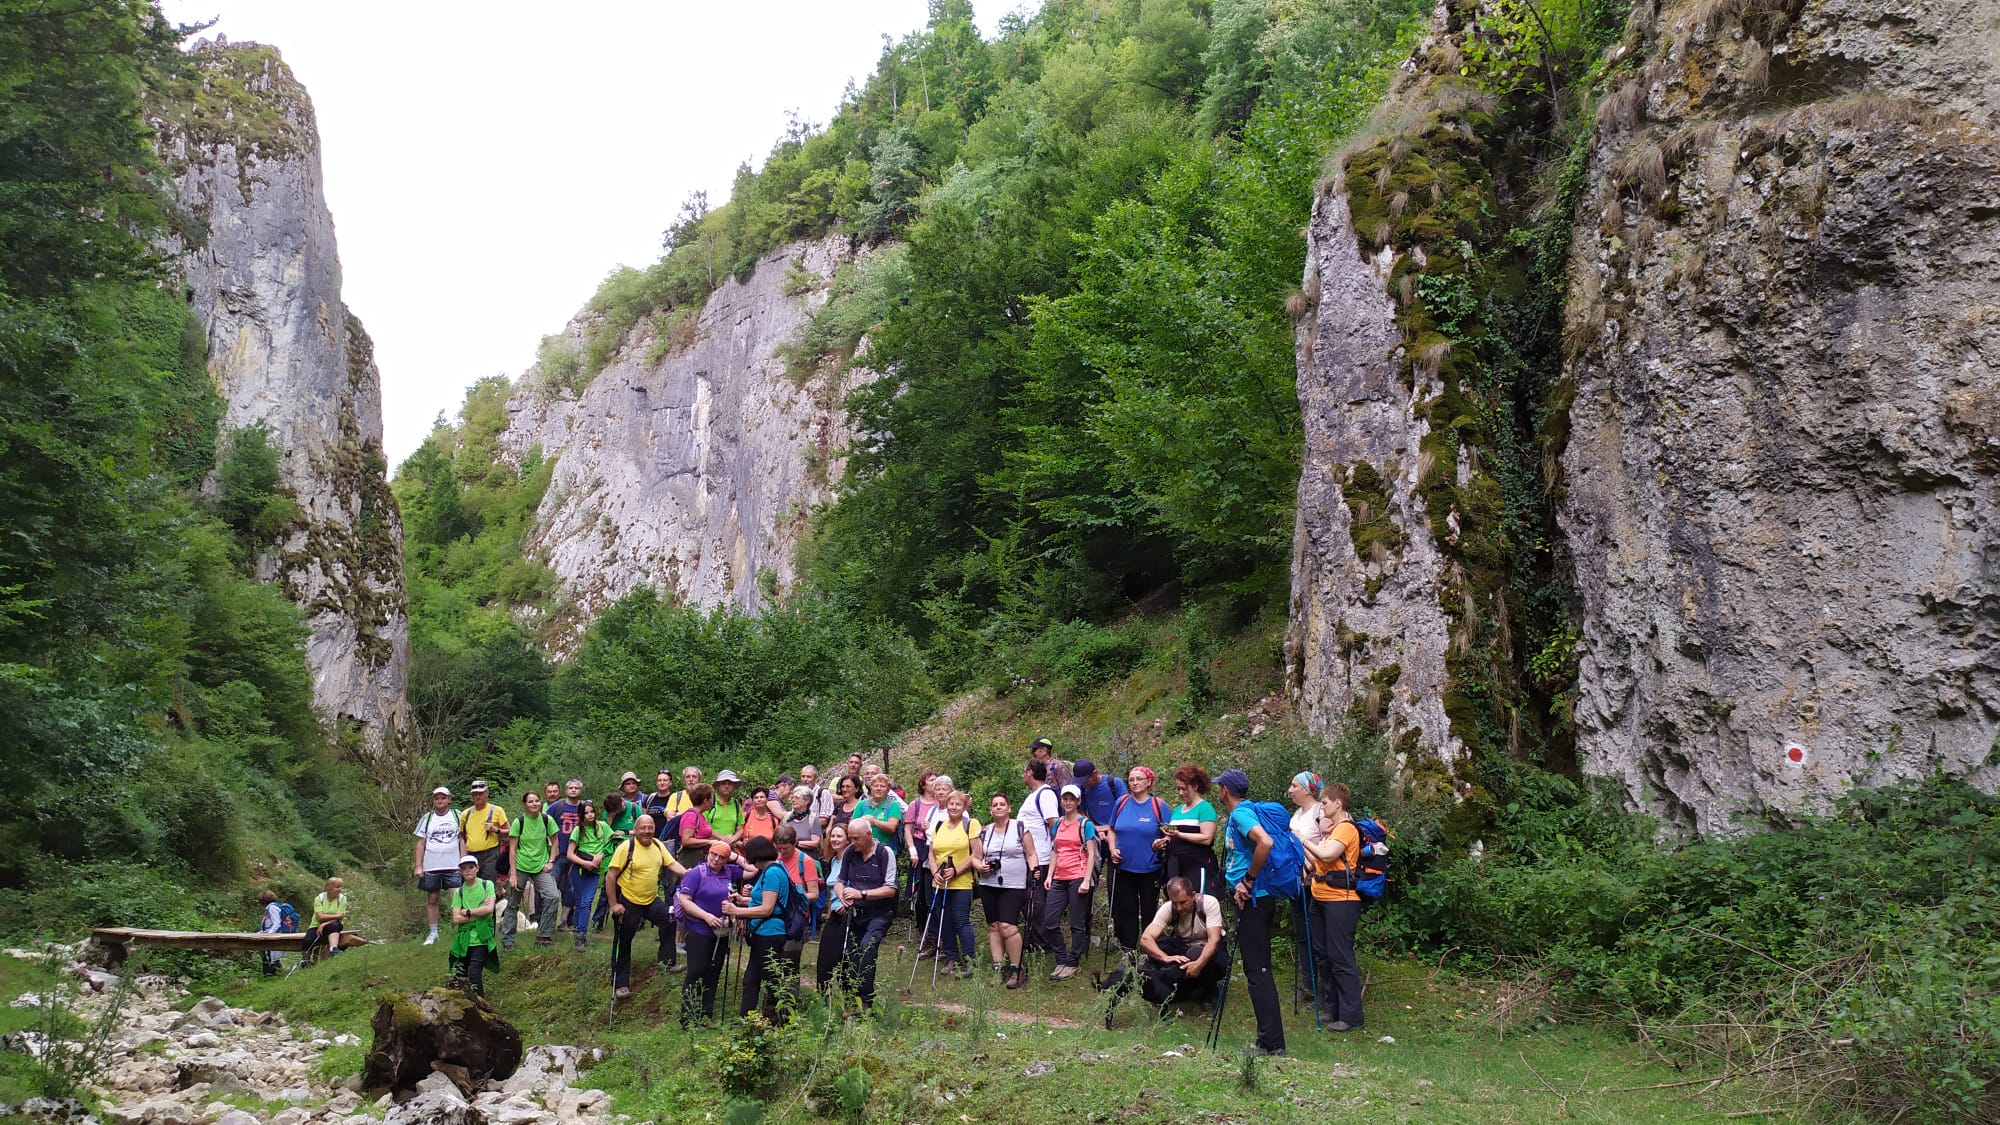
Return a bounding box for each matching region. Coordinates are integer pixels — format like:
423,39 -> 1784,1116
154,39 -> 410,750
1286,179 -> 1464,776
1559,0 -> 2000,829
497,234 -> 876,645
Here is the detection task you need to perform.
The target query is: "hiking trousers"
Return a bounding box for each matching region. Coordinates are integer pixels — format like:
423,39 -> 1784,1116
611,899 -> 674,989
1110,869 -> 1159,951
681,928 -> 729,1025
521,869 -> 559,941
741,932 -> 796,1020
1236,894 -> 1286,1053
841,910 -> 893,1007
1044,877 -> 1093,967
1310,897 -> 1364,1027
815,910 -> 849,992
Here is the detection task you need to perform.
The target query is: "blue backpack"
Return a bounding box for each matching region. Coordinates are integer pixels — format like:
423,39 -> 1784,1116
1237,801 -> 1304,901
274,902 -> 301,934
1315,815 -> 1392,901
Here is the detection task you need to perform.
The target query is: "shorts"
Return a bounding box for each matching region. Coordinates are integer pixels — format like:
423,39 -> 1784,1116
979,885 -> 1027,927
418,870 -> 464,893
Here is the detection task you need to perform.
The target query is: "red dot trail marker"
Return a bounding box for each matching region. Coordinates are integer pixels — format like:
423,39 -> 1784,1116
1784,743 -> 1808,768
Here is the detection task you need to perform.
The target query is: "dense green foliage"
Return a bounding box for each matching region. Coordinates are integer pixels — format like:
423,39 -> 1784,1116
0,0 -> 367,934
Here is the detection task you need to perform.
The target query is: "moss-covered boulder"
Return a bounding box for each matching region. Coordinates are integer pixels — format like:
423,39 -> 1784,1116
362,988 -> 522,1096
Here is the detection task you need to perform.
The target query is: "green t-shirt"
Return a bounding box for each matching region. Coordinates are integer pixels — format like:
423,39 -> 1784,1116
514,812 -> 556,873
610,803 -> 639,844
708,799 -> 745,838
449,878 -> 497,957
572,822 -> 614,858
856,795 -> 905,847
312,893 -> 346,922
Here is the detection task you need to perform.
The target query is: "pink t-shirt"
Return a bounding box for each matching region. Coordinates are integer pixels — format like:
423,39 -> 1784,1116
1050,819 -> 1097,882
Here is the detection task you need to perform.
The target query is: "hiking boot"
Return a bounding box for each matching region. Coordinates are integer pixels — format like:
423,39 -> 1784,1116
1255,1046 -> 1288,1057
1006,966 -> 1024,990
535,937 -> 553,947
1050,964 -> 1077,981
1327,1021 -> 1364,1032
423,929 -> 438,946
614,986 -> 632,1001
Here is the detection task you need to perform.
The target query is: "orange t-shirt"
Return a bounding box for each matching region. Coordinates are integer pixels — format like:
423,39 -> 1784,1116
1309,820 -> 1361,903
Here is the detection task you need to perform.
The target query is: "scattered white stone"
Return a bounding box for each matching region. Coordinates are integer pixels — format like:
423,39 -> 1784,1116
268,1108 -> 312,1125
274,1086 -> 312,1104
213,1115 -> 259,1125
9,991 -> 46,1009
1376,1035 -> 1396,1044
181,1031 -> 221,1050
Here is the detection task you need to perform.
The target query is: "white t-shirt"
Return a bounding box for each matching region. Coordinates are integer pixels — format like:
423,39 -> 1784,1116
414,811 -> 462,872
1150,894 -> 1226,941
1018,786 -> 1060,859
1290,803 -> 1325,848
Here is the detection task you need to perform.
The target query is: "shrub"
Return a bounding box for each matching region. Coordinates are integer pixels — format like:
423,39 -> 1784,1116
1002,620 -> 1146,695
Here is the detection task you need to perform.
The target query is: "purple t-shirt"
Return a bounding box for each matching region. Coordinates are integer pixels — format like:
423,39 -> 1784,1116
675,862 -> 744,937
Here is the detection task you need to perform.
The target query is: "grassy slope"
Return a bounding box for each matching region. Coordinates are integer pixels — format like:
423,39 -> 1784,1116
192,936 -> 1775,1124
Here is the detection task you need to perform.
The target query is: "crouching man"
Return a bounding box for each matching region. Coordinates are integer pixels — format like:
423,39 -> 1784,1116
1134,876 -> 1227,1009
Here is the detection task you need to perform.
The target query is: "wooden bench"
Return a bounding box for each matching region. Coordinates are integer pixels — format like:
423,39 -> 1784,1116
91,927 -> 372,967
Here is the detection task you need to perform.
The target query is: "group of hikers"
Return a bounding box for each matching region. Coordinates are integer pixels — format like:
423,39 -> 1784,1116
403,738 -> 1385,1057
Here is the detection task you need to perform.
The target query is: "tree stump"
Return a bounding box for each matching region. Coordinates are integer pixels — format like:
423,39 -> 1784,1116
362,988 -> 522,1096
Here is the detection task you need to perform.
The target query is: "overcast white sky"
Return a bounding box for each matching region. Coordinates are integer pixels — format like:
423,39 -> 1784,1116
158,1 -> 1014,467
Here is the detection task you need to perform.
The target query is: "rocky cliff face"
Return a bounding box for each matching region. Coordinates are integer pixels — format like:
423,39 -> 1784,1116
155,39 -> 410,751
1288,0 -> 2000,831
497,235 -> 874,645
1286,164 -> 1467,782
1560,0 -> 2000,830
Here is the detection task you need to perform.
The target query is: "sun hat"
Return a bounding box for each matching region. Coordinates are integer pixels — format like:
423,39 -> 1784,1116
619,771 -> 640,784
716,769 -> 742,783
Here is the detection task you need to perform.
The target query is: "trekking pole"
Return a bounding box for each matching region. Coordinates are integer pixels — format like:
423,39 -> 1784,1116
907,884 -> 945,991
1099,865 -> 1117,972
1205,940 -> 1233,1052
1290,897 -> 1301,1017
1299,892 -> 1321,1031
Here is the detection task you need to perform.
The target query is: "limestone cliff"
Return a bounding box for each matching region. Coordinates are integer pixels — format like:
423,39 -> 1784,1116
154,39 -> 410,751
1289,0 -> 2000,831
1560,0 -> 2000,829
497,235 -> 876,646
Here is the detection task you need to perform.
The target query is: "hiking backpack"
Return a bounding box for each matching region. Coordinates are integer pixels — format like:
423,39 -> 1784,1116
1239,801 -> 1305,901
1349,816 -> 1390,900
1114,793 -> 1168,826
274,902 -> 301,934
779,872 -> 811,943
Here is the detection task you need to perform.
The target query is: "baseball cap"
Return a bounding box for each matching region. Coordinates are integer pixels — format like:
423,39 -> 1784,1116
1074,759 -> 1096,778
1060,784 -> 1082,800
1031,736 -> 1054,751
431,786 -> 451,797
1215,769 -> 1250,796
469,780 -> 488,793
716,769 -> 742,783
457,855 -> 479,868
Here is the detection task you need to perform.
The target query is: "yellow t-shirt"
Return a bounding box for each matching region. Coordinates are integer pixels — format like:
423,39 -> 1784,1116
930,816 -> 981,890
613,838 -> 672,906
459,804 -> 510,852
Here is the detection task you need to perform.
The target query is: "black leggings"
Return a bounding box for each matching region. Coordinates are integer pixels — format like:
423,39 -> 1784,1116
816,911 -> 849,991
740,932 -> 796,1019
1109,869 -> 1158,951
681,928 -> 730,1025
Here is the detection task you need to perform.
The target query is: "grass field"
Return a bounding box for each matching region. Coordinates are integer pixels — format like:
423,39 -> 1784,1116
157,914 -> 1809,1125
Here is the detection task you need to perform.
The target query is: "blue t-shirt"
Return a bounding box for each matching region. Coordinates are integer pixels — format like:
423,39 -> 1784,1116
747,863 -> 792,937
1224,803 -> 1261,886
1077,775 -> 1128,828
1110,795 -> 1165,874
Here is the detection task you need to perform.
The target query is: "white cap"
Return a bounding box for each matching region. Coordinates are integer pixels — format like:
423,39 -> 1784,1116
716,769 -> 741,783
1060,784 -> 1083,800
432,786 -> 451,797
457,855 -> 479,867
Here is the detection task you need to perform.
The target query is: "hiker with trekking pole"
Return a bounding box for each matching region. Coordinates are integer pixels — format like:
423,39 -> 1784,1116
674,839 -> 744,1028
1214,768 -> 1302,1057
604,814 -> 689,1001
1287,772 -> 1326,1023
925,789 -> 981,980
1071,760 -> 1127,971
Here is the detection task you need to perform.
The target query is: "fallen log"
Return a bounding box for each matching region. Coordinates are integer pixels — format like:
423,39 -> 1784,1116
90,927 -> 372,966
